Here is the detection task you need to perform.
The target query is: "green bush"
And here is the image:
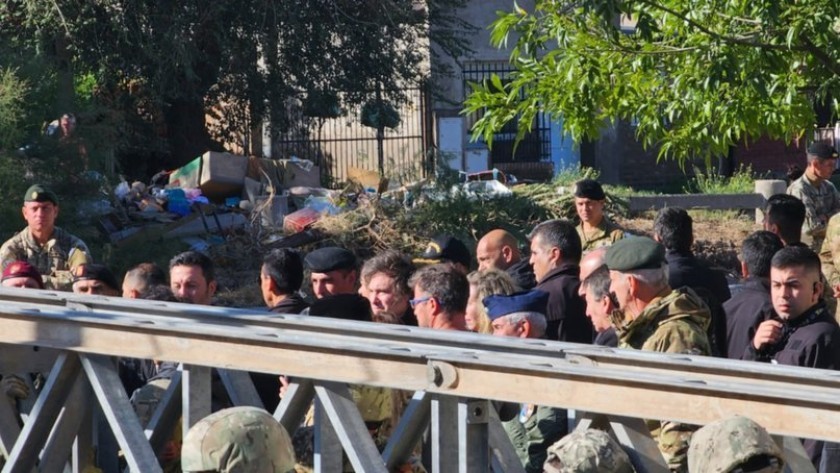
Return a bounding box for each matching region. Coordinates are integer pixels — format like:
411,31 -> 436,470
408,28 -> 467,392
0,68 -> 28,150
684,165 -> 755,194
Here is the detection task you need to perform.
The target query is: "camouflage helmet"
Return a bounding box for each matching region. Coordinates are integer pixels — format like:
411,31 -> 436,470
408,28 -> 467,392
543,428 -> 634,473
181,406 -> 295,473
688,416 -> 784,473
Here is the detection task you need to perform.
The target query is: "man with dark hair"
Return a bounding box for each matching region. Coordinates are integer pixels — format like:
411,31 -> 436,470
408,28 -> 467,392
787,142 -> 840,250
0,184 -> 90,290
475,229 -> 535,290
359,250 -> 416,325
654,207 -> 731,357
261,249 -> 307,314
574,179 -> 624,253
529,219 -> 591,342
606,236 -> 711,470
122,262 -> 168,299
304,247 -> 358,299
763,193 -> 806,246
744,245 -> 840,467
72,264 -> 120,296
724,231 -> 784,360
408,264 -> 468,331
169,251 -> 217,305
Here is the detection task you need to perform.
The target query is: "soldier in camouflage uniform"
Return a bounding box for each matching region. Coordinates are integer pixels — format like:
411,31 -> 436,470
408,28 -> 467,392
181,406 -> 296,473
0,184 -> 89,291
820,212 -> 840,308
543,428 -> 634,473
786,142 -> 840,250
687,416 -> 784,473
484,291 -> 567,473
574,179 -> 625,254
606,237 -> 711,472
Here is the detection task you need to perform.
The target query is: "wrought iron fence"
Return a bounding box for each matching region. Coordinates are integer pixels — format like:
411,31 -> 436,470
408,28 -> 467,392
462,61 -> 552,165
272,87 -> 431,186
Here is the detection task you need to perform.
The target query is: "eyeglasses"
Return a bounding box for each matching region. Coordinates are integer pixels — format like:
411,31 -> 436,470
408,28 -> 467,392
409,296 -> 433,308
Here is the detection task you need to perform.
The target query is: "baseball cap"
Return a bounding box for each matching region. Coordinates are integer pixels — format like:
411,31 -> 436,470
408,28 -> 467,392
415,235 -> 471,269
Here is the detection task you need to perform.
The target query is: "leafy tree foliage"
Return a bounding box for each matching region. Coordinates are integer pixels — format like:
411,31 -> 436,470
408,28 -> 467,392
0,0 -> 472,173
464,0 -> 840,162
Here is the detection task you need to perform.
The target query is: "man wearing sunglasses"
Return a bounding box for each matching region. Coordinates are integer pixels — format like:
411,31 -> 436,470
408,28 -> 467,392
408,264 -> 468,331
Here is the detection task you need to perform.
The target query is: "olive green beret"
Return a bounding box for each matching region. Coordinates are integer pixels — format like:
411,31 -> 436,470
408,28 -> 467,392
605,236 -> 665,271
24,184 -> 58,205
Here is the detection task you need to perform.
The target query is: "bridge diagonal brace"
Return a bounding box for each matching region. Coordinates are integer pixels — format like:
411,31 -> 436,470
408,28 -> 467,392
274,379 -> 314,434
314,382 -> 388,473
39,376 -> 89,472
778,436 -> 816,473
488,406 -> 526,473
79,354 -> 162,473
606,415 -> 669,473
382,391 -> 430,469
2,352 -> 81,473
218,369 -> 263,408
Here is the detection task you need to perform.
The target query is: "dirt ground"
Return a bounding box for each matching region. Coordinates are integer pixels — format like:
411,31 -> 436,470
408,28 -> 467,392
616,210 -> 758,278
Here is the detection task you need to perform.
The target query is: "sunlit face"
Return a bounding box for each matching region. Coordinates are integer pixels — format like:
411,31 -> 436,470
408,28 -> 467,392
529,235 -> 555,283
608,270 -> 632,315
584,285 -> 613,332
770,265 -> 821,321
491,315 -> 523,338
465,284 -> 482,332
170,265 -> 216,305
412,286 -> 435,328
476,240 -> 506,271
810,158 -> 837,181
575,197 -> 605,225
365,273 -> 408,317
310,269 -> 356,299
73,279 -> 118,296
2,277 -> 41,289
22,202 -> 58,235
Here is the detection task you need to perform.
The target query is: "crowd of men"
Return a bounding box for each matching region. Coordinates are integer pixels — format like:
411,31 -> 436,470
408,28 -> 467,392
1,141 -> 840,472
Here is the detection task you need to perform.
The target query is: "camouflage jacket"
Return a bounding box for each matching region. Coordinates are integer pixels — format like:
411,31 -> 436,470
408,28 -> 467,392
787,174 -> 840,250
820,213 -> 840,288
611,287 -> 711,472
0,227 -> 90,291
577,218 -> 625,254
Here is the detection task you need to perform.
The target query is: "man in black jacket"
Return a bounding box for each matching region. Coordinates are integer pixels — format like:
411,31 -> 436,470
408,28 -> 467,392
261,248 -> 308,314
476,229 -> 536,290
724,231 -> 783,360
528,219 -> 592,343
654,207 -> 731,356
744,246 -> 840,468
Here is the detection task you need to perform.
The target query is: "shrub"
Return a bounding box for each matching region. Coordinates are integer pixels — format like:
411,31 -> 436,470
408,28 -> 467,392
684,165 -> 755,194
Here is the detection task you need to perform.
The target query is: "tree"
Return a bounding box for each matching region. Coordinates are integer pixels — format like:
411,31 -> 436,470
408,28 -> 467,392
0,0 -> 473,173
464,0 -> 840,163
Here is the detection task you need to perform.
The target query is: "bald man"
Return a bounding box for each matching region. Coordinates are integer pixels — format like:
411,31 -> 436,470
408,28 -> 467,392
476,229 -> 536,290
579,247 -> 608,284
578,247 -> 617,346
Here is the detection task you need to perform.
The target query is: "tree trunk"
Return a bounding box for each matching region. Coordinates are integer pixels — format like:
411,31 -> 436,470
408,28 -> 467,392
164,99 -> 211,168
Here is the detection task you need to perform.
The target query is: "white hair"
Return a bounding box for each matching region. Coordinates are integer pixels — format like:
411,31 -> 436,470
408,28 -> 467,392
622,264 -> 669,290
503,311 -> 547,338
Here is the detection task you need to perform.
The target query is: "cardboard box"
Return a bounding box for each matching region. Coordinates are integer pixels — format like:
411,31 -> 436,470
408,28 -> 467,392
169,151 -> 249,200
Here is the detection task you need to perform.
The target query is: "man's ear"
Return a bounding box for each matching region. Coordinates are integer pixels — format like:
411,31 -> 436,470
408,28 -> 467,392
501,245 -> 514,263
627,275 -> 640,297
740,261 -> 749,279
208,280 -> 218,297
518,319 -> 531,338
549,247 -> 562,265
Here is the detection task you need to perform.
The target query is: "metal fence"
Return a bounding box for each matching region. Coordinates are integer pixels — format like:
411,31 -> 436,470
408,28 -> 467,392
462,61 -> 552,165
272,87 -> 431,185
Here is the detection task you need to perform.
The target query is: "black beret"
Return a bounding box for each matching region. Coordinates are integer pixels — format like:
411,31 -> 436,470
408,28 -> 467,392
304,247 -> 356,273
72,264 -> 119,290
483,290 -> 549,321
807,142 -> 839,160
309,293 -> 372,322
24,184 -> 59,205
574,179 -> 606,200
415,235 -> 471,268
605,236 -> 665,271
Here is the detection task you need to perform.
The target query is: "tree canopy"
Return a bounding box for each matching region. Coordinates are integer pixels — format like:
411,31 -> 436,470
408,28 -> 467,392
0,0 -> 472,174
464,0 -> 840,162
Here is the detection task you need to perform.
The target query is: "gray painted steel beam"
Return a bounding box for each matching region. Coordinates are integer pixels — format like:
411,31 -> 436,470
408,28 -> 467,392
274,379 -> 315,434
383,391 -> 431,469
